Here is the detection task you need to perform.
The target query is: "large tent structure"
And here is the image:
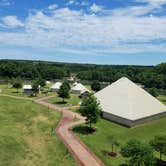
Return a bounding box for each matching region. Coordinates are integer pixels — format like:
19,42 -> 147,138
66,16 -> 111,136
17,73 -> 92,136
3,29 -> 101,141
71,83 -> 90,94
95,77 -> 166,127
50,82 -> 62,92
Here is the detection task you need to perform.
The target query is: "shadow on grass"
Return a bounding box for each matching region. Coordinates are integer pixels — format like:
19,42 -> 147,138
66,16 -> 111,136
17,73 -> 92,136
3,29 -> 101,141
101,150 -> 109,156
118,160 -> 166,166
12,91 -> 19,93
73,126 -> 96,135
101,150 -> 119,158
54,101 -> 67,105
161,100 -> 166,104
157,159 -> 166,166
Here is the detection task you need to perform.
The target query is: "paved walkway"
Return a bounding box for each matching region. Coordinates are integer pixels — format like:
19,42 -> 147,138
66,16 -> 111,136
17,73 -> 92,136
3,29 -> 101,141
35,96 -> 105,166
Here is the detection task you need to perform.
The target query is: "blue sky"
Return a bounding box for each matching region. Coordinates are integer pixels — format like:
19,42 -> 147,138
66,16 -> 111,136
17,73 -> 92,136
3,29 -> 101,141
0,0 -> 166,65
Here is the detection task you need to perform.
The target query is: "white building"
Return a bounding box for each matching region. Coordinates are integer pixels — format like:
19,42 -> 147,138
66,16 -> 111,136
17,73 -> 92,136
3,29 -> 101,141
23,85 -> 33,94
46,81 -> 51,85
50,82 -> 62,92
95,77 -> 166,127
73,82 -> 78,86
71,83 -> 90,94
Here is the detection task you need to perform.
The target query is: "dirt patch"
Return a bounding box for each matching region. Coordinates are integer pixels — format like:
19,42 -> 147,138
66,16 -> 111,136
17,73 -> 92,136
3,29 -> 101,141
25,137 -> 43,151
33,114 -> 48,123
21,136 -> 47,166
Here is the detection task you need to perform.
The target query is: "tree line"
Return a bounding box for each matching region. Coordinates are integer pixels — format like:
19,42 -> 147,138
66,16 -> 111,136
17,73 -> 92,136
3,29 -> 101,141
77,63 -> 166,90
0,60 -> 166,91
0,60 -> 69,80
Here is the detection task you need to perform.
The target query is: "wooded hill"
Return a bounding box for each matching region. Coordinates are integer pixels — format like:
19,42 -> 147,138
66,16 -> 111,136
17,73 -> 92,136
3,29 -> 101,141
0,59 -> 165,91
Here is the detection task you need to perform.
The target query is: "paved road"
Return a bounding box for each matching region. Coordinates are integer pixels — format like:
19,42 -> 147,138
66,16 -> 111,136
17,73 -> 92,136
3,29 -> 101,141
35,96 -> 105,166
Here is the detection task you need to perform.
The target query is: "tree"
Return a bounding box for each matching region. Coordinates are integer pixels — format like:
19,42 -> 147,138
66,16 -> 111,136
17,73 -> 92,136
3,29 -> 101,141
12,78 -> 22,92
108,135 -> 120,157
63,81 -> 71,91
32,80 -> 40,96
91,80 -> 101,92
78,95 -> 101,131
150,135 -> 166,161
148,88 -> 158,97
120,139 -> 155,166
37,77 -> 46,87
155,63 -> 166,75
58,82 -> 70,102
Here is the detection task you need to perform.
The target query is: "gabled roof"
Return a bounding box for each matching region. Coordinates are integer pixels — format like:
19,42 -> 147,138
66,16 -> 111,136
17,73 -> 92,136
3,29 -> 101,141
73,82 -> 78,86
23,85 -> 32,90
51,82 -> 62,89
95,77 -> 166,120
71,83 -> 89,92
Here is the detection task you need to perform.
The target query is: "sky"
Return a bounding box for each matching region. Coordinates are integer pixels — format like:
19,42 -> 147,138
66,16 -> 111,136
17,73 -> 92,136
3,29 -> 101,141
0,0 -> 166,65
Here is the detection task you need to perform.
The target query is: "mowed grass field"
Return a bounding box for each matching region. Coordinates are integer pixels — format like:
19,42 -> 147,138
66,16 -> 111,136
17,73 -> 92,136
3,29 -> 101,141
74,96 -> 166,166
0,96 -> 77,166
74,117 -> 166,166
158,95 -> 166,105
46,94 -> 82,108
0,84 -> 55,99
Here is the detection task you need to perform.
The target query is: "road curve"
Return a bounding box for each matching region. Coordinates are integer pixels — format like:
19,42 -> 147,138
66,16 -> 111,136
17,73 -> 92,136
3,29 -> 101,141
35,96 -> 105,166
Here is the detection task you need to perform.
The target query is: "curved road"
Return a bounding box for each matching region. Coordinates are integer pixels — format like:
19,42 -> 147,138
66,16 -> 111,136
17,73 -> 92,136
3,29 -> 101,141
35,96 -> 105,166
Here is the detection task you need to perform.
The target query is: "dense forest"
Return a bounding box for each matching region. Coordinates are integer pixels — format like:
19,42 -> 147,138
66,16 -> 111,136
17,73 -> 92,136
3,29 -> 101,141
0,59 -> 166,91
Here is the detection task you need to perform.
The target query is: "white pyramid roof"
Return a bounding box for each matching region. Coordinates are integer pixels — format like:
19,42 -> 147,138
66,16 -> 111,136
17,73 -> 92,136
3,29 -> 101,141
95,77 -> 166,121
51,82 -> 62,89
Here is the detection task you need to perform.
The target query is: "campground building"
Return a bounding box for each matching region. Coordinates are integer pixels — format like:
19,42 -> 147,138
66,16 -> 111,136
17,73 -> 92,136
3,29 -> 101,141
50,82 -> 62,92
95,77 -> 166,127
23,85 -> 33,94
71,83 -> 90,94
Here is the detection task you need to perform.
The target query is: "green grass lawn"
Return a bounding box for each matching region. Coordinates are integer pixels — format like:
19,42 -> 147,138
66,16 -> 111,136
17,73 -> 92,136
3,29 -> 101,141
69,107 -> 79,112
0,84 -> 55,99
46,94 -> 82,108
74,116 -> 166,166
158,95 -> 166,105
0,96 -> 77,166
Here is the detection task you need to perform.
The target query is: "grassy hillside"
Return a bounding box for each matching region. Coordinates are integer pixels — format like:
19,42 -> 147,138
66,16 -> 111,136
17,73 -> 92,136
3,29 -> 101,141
74,116 -> 166,166
0,84 -> 55,99
0,96 -> 77,166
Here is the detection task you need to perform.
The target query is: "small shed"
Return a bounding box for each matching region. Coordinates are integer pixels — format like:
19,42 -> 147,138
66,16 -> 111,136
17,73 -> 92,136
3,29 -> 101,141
23,85 -> 33,94
71,83 -> 90,94
73,82 -> 78,86
50,82 -> 62,92
46,81 -> 51,85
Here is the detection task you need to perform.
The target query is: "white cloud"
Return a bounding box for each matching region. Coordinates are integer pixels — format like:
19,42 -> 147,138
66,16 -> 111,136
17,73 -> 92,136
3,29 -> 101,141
80,1 -> 90,6
136,0 -> 166,5
48,4 -> 58,10
65,0 -> 89,6
2,16 -> 24,28
108,0 -> 166,17
0,0 -> 11,6
0,4 -> 166,55
66,0 -> 79,6
68,0 -> 75,5
90,3 -> 103,13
